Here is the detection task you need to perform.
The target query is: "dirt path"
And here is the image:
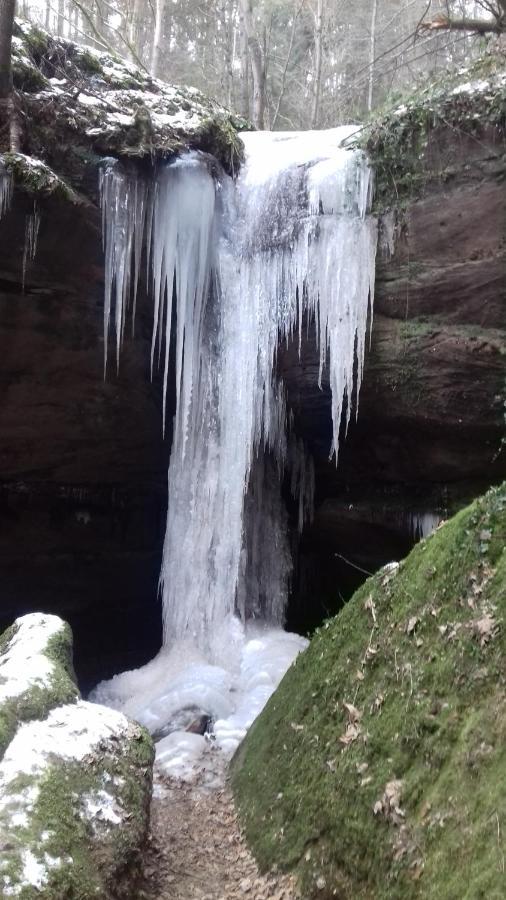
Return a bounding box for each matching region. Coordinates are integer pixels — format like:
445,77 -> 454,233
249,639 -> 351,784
139,768 -> 298,900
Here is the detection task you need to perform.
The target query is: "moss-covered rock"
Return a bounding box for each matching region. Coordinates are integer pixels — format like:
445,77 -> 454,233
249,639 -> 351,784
0,614 -> 78,758
354,56 -> 506,211
232,483 -> 506,899
0,614 -> 155,898
5,17 -> 247,199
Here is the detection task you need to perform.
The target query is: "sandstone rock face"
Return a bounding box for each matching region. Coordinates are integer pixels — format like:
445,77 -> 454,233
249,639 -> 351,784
0,194 -> 167,688
280,138 -> 506,630
0,613 -> 154,899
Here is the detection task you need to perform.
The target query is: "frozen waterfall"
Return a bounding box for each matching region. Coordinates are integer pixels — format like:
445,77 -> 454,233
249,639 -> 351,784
93,128 -> 377,777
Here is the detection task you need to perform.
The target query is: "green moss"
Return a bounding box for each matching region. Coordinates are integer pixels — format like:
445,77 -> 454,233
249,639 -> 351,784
1,152 -> 78,202
12,57 -> 47,93
232,484 -> 506,899
76,49 -> 104,77
355,55 -> 506,211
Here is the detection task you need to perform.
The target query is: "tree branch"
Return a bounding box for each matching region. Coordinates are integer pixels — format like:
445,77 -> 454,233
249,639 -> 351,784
420,13 -> 504,35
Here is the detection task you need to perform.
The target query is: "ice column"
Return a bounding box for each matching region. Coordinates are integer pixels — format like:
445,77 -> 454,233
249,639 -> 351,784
100,128 -> 377,655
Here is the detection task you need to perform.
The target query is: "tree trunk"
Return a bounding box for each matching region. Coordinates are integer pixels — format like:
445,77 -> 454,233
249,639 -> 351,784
367,0 -> 378,113
57,0 -> 65,38
0,0 -> 16,102
311,0 -> 324,129
238,2 -> 250,119
240,0 -> 266,129
0,0 -> 20,152
151,0 -> 165,77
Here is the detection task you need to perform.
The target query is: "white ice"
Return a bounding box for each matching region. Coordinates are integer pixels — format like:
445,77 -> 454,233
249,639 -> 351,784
97,127 -> 377,776
0,161 -> 12,220
410,511 -> 441,540
92,617 -> 308,775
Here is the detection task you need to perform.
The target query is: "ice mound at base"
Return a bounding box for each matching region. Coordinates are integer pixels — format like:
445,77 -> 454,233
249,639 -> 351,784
91,616 -> 307,779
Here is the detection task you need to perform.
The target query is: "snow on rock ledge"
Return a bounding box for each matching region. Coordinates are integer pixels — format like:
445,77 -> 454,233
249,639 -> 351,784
0,614 -> 154,899
3,18 -> 245,202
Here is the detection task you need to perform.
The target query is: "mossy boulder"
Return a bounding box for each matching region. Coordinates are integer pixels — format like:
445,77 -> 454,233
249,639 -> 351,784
0,613 -> 78,758
0,614 -> 155,898
232,483 -> 506,899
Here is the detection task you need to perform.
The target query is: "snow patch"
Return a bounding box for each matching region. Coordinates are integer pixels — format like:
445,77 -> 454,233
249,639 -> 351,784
0,700 -> 130,786
0,613 -> 65,704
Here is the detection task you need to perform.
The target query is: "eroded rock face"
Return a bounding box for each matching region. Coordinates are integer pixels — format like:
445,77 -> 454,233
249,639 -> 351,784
0,613 -> 154,899
281,137 -> 506,630
0,193 -> 167,688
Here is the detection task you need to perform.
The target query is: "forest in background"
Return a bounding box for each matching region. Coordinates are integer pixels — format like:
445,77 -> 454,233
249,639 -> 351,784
11,2 -> 506,128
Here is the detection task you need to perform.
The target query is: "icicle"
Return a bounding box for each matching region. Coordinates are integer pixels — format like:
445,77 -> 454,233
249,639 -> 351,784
21,205 -> 41,293
410,511 -> 441,541
0,163 -> 13,220
99,159 -> 151,376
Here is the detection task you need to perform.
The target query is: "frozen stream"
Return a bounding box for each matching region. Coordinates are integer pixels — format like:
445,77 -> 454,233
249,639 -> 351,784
92,128 -> 377,777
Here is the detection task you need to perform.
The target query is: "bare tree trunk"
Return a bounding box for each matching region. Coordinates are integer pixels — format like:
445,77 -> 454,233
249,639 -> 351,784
0,0 -> 20,152
57,0 -> 65,37
45,0 -> 51,31
311,0 -> 324,128
367,0 -> 378,113
238,2 -> 250,119
151,0 -> 165,76
240,0 -> 266,129
273,0 -> 304,129
0,0 -> 15,101
127,0 -> 141,64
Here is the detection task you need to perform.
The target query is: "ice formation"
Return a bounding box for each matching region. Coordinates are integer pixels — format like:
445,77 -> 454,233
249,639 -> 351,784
94,127 -> 377,772
410,511 -> 442,540
0,162 -> 12,220
22,207 -> 41,292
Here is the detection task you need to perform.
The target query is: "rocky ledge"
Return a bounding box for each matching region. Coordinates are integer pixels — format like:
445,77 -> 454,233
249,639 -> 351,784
0,613 -> 154,899
2,17 -> 245,202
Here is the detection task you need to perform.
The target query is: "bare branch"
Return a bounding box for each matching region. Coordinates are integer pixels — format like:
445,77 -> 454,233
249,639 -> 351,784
420,12 -> 504,35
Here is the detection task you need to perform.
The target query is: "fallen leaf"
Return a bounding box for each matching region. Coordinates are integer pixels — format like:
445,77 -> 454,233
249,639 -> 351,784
343,702 -> 362,723
373,693 -> 385,713
472,613 -> 498,646
364,596 -> 377,623
290,722 -> 304,732
339,722 -> 361,747
374,779 -> 405,825
406,616 -> 418,635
